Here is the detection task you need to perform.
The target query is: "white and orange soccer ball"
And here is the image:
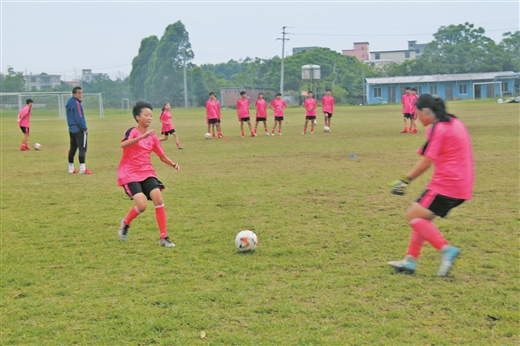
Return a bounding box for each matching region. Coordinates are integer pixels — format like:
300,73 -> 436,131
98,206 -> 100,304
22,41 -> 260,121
33,143 -> 42,150
235,230 -> 258,252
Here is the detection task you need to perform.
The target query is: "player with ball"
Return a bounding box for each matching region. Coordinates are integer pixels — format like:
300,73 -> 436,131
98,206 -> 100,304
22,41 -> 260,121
388,94 -> 474,276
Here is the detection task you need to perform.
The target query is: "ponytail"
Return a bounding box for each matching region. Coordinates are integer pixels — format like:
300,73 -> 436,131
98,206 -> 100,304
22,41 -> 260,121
415,94 -> 456,122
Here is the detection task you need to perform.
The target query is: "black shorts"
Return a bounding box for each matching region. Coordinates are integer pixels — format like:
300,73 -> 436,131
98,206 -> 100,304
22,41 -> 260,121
256,117 -> 267,122
20,126 -> 29,134
123,177 -> 165,201
217,119 -> 221,123
162,129 -> 176,135
306,116 -> 316,120
324,112 -> 333,118
403,113 -> 414,119
240,117 -> 251,122
416,190 -> 465,218
208,118 -> 218,125
275,116 -> 284,122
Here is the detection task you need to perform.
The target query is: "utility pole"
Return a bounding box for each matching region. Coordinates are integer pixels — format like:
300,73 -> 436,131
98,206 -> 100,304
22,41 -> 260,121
277,26 -> 290,97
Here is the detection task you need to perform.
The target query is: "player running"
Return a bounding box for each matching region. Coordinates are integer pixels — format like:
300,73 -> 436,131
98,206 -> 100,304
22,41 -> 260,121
388,94 -> 474,276
254,92 -> 269,136
237,91 -> 255,137
302,91 -> 318,134
17,98 -> 33,151
321,88 -> 335,132
159,102 -> 183,149
206,92 -> 223,138
269,93 -> 287,136
117,100 -> 180,248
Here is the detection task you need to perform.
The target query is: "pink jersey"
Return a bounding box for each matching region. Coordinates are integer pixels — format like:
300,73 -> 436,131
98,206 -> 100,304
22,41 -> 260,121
402,94 -> 415,113
304,98 -> 318,116
18,105 -> 31,127
255,99 -> 267,118
117,127 -> 165,186
270,99 -> 287,117
159,110 -> 174,132
417,118 -> 474,200
321,96 -> 335,114
236,98 -> 250,118
410,94 -> 419,113
206,100 -> 220,120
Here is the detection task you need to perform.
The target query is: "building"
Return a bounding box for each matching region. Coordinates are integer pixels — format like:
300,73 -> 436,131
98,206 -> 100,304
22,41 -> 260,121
25,74 -> 61,91
408,41 -> 428,57
219,87 -> 276,108
342,42 -> 370,61
365,71 -> 517,104
366,49 -> 416,67
292,46 -> 321,54
81,69 -> 102,82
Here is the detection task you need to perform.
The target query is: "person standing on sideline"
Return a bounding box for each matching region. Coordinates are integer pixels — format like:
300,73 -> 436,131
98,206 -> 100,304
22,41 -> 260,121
17,98 -> 33,151
237,91 -> 255,137
388,94 -> 474,276
206,92 -> 223,138
159,102 -> 183,149
269,93 -> 287,136
409,88 -> 419,134
66,87 -> 92,174
321,88 -> 335,132
302,91 -> 318,134
401,87 -> 414,134
117,100 -> 180,248
254,92 -> 269,136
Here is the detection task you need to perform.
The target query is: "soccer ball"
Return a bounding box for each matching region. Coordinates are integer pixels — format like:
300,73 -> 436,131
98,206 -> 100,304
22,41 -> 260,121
235,230 -> 258,252
205,133 -> 212,139
323,126 -> 330,132
34,143 -> 42,150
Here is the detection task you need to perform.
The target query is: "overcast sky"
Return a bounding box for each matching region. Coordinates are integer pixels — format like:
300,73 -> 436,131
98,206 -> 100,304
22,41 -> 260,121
1,0 -> 518,80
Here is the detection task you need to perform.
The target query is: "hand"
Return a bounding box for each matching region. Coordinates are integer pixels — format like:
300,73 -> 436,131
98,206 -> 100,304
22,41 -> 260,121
389,176 -> 413,195
173,163 -> 180,172
84,130 -> 88,135
142,129 -> 155,138
17,119 -> 20,123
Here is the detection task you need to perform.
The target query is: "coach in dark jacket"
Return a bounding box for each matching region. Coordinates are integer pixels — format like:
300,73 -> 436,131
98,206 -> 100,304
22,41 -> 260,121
66,86 -> 92,174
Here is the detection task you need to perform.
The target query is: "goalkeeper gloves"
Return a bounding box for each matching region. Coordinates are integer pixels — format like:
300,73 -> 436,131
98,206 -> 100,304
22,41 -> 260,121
389,176 -> 413,195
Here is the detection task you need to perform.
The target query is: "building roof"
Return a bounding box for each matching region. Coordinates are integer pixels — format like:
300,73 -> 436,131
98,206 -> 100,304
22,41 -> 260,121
371,50 -> 415,54
366,71 -> 516,85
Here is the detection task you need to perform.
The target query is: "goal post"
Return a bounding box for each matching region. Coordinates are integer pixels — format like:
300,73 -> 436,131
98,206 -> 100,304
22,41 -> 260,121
0,92 -> 104,119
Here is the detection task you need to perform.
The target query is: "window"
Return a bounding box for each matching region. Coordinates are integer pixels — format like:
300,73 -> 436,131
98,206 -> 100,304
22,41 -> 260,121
430,85 -> 438,95
416,49 -> 420,53
362,47 -> 365,50
459,84 -> 467,94
30,77 -> 36,82
374,87 -> 382,98
43,77 -> 50,83
362,54 -> 364,58
375,53 -> 380,60
405,51 -> 410,58
85,76 -> 90,81
416,86 -> 422,94
502,82 -> 509,92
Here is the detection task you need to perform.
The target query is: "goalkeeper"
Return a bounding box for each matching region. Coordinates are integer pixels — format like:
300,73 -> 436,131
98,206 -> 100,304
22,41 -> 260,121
388,94 -> 474,276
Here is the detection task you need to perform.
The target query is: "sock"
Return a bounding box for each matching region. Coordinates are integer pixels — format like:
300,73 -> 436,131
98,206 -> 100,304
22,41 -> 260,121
272,130 -> 275,134
410,218 -> 448,251
124,206 -> 141,225
176,142 -> 180,147
264,128 -> 268,133
80,163 -> 86,172
241,132 -> 245,136
68,163 -> 74,170
278,129 -> 281,133
406,229 -> 424,258
155,204 -> 167,239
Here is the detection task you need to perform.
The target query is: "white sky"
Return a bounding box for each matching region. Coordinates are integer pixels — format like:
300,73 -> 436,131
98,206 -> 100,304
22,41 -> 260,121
1,0 -> 518,80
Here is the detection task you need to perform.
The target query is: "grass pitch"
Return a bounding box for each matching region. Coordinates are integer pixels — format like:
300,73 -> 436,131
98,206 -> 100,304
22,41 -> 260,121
1,100 -> 518,345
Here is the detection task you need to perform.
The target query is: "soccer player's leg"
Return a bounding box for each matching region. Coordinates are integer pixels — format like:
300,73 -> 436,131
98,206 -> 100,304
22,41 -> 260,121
310,117 -> 315,133
278,120 -> 283,135
149,186 -> 175,248
303,119 -> 308,134
119,183 -> 147,241
68,132 -> 79,173
76,132 -> 91,174
401,115 -> 409,133
159,132 -> 168,141
173,132 -> 182,149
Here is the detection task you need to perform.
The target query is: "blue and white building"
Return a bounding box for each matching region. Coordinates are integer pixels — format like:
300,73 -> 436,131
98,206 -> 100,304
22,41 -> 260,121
365,71 -> 518,104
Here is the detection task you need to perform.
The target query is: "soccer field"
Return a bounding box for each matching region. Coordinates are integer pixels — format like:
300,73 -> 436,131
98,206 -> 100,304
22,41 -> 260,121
1,101 -> 518,345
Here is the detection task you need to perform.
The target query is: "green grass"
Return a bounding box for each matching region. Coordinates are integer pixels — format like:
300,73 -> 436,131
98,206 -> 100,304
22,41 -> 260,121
1,100 -> 519,345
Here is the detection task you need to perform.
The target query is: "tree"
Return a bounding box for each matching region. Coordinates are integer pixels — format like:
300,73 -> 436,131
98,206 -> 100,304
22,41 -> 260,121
129,35 -> 159,100
145,21 -> 194,106
1,67 -> 26,92
500,31 -> 520,72
189,66 -> 208,106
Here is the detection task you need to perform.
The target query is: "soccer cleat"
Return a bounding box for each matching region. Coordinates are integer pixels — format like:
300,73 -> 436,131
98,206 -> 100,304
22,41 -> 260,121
387,255 -> 417,274
159,237 -> 175,248
400,127 -> 409,133
21,145 -> 29,151
217,133 -> 223,138
278,132 -> 282,136
68,169 -> 78,174
265,132 -> 270,136
178,146 -> 183,149
411,129 -> 417,134
241,132 -> 245,137
79,169 -> 93,175
310,132 -> 314,134
438,246 -> 460,277
302,132 -> 306,135
118,218 -> 130,241
251,132 -> 256,137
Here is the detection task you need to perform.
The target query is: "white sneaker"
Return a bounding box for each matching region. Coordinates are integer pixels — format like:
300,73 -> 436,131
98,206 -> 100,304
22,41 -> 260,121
118,218 -> 129,241
265,132 -> 270,136
278,132 -> 282,136
387,255 -> 417,273
159,237 -> 175,248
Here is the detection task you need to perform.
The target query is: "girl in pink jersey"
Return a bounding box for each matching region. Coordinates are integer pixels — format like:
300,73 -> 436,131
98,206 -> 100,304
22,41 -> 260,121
117,100 -> 180,248
159,102 -> 183,149
388,94 -> 474,276
254,93 -> 269,136
17,98 -> 33,151
269,93 -> 287,135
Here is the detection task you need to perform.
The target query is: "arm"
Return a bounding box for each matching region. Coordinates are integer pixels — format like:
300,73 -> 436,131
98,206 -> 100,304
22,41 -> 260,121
120,129 -> 156,148
159,155 -> 180,171
389,156 -> 433,195
17,107 -> 28,122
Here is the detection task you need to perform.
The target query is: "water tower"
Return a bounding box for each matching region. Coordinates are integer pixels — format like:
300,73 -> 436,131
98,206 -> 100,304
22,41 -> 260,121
302,65 -> 321,95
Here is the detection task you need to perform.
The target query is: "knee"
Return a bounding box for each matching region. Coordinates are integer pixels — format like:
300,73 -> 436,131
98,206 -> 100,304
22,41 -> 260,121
136,203 -> 147,213
164,136 -> 169,141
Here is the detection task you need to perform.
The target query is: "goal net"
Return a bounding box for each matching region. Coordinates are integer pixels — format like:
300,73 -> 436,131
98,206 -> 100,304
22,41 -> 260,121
0,92 -> 104,119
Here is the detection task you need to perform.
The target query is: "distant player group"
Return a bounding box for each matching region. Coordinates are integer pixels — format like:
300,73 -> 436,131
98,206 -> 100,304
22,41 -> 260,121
17,86 -> 474,277
205,89 -> 335,138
